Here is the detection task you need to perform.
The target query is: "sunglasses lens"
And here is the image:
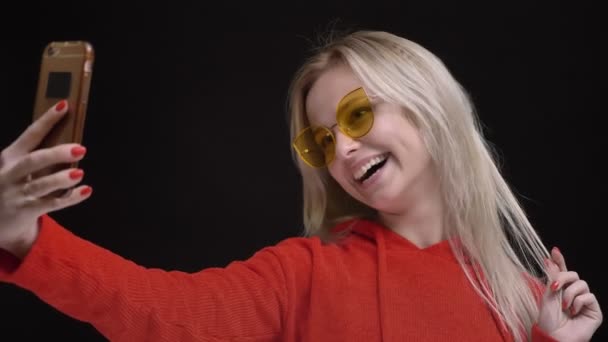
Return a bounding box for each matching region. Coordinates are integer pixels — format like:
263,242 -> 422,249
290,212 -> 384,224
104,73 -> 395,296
293,88 -> 373,168
337,87 -> 374,138
293,126 -> 335,167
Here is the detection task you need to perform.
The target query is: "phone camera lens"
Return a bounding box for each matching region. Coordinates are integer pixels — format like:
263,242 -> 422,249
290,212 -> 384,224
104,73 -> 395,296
47,46 -> 58,56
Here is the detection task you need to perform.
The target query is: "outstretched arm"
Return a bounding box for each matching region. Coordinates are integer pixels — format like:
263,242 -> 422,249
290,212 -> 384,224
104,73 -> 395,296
0,214 -> 292,341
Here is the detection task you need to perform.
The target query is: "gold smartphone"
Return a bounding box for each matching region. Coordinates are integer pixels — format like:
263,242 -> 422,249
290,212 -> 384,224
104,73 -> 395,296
31,41 -> 95,195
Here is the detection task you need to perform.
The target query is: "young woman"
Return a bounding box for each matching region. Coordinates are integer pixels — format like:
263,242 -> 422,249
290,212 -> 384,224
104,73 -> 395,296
0,30 -> 602,341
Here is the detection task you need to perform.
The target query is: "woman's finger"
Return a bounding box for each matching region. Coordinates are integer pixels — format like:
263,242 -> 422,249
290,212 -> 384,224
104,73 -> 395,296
571,292 -> 602,318
551,246 -> 568,273
3,100 -> 68,158
548,271 -> 580,292
3,144 -> 86,184
19,168 -> 85,200
543,257 -> 561,282
23,184 -> 93,215
562,279 -> 589,312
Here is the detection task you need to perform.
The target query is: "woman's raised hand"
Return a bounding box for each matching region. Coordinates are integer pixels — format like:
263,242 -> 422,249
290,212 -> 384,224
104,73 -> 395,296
0,100 -> 92,258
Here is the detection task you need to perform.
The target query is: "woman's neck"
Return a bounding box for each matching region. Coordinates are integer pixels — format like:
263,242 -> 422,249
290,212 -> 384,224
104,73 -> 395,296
378,171 -> 445,249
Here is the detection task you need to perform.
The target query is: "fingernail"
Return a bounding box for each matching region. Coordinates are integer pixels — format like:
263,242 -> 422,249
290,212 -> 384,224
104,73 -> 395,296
562,299 -> 568,310
551,281 -> 560,291
55,100 -> 67,111
80,186 -> 92,196
552,246 -> 560,254
71,146 -> 87,157
570,306 -> 576,315
69,169 -> 84,180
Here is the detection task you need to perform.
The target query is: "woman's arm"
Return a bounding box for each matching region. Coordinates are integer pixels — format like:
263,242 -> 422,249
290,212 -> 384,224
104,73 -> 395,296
0,214 -> 299,341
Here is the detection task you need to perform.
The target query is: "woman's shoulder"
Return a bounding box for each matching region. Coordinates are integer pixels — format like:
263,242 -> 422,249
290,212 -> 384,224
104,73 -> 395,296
254,218 -> 376,266
271,217 -> 370,250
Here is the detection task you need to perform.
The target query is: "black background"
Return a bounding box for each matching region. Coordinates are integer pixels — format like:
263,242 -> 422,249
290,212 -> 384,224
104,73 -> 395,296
0,1 -> 605,340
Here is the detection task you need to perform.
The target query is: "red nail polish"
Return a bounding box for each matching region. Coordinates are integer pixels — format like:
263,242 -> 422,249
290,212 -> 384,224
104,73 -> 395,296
69,169 -> 84,180
55,100 -> 67,111
80,186 -> 92,196
562,299 -> 568,310
551,281 -> 560,291
71,146 -> 87,157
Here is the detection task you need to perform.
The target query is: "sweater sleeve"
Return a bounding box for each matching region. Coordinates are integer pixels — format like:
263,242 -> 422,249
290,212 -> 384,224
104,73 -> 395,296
0,214 -> 307,341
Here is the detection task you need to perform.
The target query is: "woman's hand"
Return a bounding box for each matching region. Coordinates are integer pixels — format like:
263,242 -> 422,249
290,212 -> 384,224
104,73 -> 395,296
0,100 -> 92,258
537,247 -> 603,341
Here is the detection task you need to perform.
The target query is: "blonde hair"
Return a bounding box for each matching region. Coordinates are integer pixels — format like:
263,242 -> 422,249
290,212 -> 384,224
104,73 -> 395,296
287,30 -> 552,341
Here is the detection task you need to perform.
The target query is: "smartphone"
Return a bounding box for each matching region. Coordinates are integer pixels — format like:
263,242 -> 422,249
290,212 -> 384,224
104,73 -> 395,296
31,41 -> 94,195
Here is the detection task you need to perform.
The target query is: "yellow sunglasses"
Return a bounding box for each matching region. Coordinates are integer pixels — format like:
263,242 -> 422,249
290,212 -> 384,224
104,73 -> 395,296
293,87 -> 375,168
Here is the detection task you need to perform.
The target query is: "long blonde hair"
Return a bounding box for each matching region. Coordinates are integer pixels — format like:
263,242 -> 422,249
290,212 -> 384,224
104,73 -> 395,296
287,30 -> 551,341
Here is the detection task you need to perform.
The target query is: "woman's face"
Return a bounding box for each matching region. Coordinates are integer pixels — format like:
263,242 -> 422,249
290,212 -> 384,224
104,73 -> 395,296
304,64 -> 435,214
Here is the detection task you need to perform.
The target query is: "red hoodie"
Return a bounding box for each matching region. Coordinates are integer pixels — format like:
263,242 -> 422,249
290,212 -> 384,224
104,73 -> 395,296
0,214 -> 556,341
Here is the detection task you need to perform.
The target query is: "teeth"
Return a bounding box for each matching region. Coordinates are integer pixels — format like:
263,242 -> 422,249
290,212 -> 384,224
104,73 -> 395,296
354,154 -> 388,181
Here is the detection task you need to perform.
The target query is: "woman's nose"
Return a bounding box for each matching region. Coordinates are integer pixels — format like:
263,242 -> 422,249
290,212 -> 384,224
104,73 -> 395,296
333,130 -> 361,160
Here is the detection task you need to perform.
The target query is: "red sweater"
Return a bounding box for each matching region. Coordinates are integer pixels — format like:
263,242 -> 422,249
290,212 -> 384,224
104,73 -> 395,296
0,214 -> 556,341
